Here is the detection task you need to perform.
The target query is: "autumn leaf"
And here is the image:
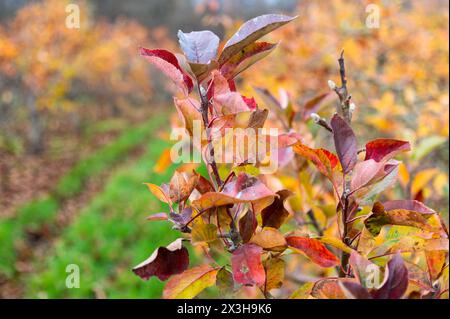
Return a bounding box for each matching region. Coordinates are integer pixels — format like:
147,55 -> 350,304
364,201 -> 437,236
140,48 -> 193,94
177,30 -> 220,64
174,97 -> 203,137
168,171 -> 198,203
371,253 -> 408,299
163,264 -> 219,299
286,236 -> 339,268
261,189 -> 293,229
132,238 -> 189,281
218,14 -> 297,65
330,114 -> 357,174
239,209 -> 257,243
250,227 -> 287,251
264,258 -> 285,292
231,243 -> 266,286
191,219 -> 218,245
364,139 -> 411,162
293,143 -> 339,184
144,183 -> 171,205
348,251 -> 380,288
192,173 -> 275,214
220,42 -> 278,79
146,212 -> 168,222
339,281 -> 373,299
311,278 -> 356,299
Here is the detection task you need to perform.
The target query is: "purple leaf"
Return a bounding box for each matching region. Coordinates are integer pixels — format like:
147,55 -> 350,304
382,200 -> 436,215
132,238 -> 189,281
371,253 -> 408,299
178,30 -> 220,64
330,114 -> 358,174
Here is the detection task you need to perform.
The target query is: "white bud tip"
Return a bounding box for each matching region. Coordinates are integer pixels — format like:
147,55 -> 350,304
310,113 -> 321,123
328,80 -> 337,90
349,102 -> 356,111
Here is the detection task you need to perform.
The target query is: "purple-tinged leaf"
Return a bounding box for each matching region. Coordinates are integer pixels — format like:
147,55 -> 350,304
330,114 -> 358,174
177,30 -> 220,64
239,209 -> 257,243
382,200 -> 436,215
371,253 -> 408,299
132,238 -> 189,281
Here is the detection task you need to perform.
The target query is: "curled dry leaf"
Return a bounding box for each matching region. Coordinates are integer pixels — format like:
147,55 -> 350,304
163,264 -> 219,299
286,236 -> 339,268
132,238 -> 189,281
231,243 -> 266,286
261,189 -> 293,229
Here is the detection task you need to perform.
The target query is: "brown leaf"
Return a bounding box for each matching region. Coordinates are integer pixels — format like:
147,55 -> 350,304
169,171 -> 198,203
264,258 -> 285,291
132,238 -> 189,281
239,209 -> 257,243
250,227 -> 287,251
261,189 -> 293,229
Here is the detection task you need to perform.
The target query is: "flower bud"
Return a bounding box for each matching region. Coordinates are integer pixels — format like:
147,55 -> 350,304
310,113 -> 321,123
327,80 -> 337,90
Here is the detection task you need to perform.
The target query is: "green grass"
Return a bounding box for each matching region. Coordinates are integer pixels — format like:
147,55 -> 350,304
26,136 -> 196,298
0,115 -> 166,278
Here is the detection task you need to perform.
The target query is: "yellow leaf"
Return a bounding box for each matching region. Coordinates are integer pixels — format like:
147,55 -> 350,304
163,265 -> 219,299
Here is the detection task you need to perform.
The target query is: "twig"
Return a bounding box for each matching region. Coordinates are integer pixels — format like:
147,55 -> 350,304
306,209 -> 324,236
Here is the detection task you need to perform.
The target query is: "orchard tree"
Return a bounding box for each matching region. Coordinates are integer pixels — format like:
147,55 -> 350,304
132,14 -> 449,299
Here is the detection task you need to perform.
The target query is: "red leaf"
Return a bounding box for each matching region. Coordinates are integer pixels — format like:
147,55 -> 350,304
242,96 -> 258,110
371,253 -> 408,299
286,236 -> 339,268
330,114 -> 358,174
132,238 -> 189,281
365,139 -> 411,162
231,244 -> 266,286
140,48 -> 193,94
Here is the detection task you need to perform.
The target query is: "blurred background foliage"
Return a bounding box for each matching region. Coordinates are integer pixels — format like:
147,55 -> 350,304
0,0 -> 448,298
